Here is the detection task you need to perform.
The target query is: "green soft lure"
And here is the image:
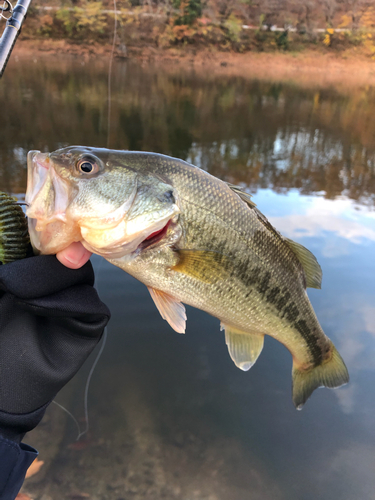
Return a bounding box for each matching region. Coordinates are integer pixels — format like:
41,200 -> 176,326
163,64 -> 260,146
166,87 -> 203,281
0,192 -> 29,264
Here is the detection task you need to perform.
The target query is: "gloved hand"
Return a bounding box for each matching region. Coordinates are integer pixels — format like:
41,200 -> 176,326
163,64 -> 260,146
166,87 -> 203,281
0,255 -> 110,443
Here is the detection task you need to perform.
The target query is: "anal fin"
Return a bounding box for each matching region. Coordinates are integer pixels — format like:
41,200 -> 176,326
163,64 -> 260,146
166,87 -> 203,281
148,287 -> 187,334
221,323 -> 264,371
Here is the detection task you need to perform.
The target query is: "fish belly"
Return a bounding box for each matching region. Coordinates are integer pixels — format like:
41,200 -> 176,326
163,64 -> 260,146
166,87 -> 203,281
112,240 -> 327,372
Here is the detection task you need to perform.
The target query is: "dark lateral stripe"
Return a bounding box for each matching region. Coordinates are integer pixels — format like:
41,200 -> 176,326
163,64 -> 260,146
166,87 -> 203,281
197,226 -> 324,366
294,319 -> 323,365
242,266 -> 323,366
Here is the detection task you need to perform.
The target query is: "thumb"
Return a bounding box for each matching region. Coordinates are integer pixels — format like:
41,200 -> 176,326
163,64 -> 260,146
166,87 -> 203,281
56,242 -> 92,269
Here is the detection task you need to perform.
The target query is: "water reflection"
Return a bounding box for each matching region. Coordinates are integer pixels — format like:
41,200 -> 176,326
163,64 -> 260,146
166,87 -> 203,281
1,57 -> 375,206
1,57 -> 375,499
261,191 -> 375,251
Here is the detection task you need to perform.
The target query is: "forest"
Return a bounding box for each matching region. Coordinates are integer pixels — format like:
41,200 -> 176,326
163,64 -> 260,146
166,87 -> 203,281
19,0 -> 375,53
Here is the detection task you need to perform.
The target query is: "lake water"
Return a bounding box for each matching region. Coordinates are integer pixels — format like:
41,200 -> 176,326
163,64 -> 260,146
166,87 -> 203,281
1,55 -> 375,500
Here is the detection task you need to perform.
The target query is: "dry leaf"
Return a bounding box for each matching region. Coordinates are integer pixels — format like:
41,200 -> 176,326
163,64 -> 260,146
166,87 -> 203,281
25,458 -> 44,478
16,493 -> 33,500
67,440 -> 90,451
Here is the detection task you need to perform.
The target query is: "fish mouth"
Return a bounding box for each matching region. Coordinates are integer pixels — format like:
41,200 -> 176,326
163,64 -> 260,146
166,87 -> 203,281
138,220 -> 172,250
81,216 -> 177,259
26,149 -> 181,258
26,150 -> 79,253
26,151 -> 69,222
25,151 -> 49,219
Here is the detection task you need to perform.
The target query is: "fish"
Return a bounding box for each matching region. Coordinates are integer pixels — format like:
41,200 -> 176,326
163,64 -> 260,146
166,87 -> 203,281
25,146 -> 349,409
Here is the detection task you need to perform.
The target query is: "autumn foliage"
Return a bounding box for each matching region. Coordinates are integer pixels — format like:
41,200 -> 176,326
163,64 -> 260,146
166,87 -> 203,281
16,0 -> 375,53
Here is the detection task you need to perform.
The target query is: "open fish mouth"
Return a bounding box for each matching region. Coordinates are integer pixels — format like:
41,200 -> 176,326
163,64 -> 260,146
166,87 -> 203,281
138,220 -> 172,250
26,150 -> 71,226
80,216 -> 177,259
25,150 -> 78,253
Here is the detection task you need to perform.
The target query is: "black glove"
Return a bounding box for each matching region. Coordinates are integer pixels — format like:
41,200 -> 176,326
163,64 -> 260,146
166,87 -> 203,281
0,256 -> 110,443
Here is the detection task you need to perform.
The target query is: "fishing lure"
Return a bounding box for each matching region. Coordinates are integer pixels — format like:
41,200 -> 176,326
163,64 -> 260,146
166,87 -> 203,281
0,191 -> 29,264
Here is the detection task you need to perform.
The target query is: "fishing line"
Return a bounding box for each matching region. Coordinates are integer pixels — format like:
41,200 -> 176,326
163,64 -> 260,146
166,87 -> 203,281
76,326 -> 108,440
52,400 -> 81,437
51,257 -> 108,441
106,0 -> 118,148
52,2 -> 118,439
52,327 -> 108,441
74,256 -> 108,440
73,0 -> 118,437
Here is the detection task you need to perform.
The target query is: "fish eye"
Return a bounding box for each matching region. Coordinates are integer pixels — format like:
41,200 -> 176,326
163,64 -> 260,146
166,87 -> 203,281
80,162 -> 93,173
77,157 -> 99,175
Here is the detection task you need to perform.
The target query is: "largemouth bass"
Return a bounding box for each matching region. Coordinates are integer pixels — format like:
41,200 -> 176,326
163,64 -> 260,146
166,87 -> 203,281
25,147 -> 349,408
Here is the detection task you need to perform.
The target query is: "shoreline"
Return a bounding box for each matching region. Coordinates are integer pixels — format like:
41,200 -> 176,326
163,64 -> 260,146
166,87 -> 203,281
12,38 -> 375,90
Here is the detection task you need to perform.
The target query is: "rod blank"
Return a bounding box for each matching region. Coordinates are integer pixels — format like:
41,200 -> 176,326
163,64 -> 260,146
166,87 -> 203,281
0,0 -> 31,77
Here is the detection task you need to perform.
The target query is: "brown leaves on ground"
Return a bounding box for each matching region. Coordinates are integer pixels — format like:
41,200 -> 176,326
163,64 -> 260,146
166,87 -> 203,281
67,439 -> 90,451
16,493 -> 33,500
25,457 -> 44,478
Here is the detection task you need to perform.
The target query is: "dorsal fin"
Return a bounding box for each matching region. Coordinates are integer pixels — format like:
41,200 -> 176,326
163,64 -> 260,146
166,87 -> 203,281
284,238 -> 322,289
226,183 -> 257,209
227,182 -> 322,289
227,184 -> 283,240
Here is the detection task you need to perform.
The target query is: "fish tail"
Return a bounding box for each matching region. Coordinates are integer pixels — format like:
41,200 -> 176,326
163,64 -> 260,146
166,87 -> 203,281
292,343 -> 349,410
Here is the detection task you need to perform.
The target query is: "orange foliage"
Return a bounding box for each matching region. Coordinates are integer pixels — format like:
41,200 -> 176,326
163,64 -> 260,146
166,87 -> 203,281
361,7 -> 375,28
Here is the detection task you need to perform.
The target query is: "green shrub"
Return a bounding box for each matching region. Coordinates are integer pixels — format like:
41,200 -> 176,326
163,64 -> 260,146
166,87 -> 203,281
173,0 -> 203,26
223,14 -> 242,42
56,1 -> 107,41
275,30 -> 289,50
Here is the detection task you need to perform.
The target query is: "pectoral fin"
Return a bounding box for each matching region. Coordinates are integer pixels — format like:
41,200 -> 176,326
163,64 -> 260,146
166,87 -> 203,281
171,249 -> 228,284
148,287 -> 187,334
221,323 -> 264,371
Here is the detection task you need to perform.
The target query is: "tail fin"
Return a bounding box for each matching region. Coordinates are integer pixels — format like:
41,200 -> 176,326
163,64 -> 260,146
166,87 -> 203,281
292,344 -> 349,410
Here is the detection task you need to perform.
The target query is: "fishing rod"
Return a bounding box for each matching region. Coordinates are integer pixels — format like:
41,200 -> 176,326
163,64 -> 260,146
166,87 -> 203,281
0,0 -> 31,77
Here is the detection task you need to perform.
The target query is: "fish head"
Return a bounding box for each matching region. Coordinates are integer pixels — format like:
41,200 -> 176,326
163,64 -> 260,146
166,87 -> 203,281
26,146 -> 180,257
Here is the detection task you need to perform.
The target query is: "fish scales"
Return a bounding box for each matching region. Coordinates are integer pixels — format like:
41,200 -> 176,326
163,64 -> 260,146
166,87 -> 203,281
26,147 -> 349,408
135,157 -> 323,357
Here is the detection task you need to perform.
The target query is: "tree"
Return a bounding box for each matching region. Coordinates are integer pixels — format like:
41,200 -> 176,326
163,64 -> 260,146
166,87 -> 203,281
321,0 -> 338,26
338,0 -> 373,30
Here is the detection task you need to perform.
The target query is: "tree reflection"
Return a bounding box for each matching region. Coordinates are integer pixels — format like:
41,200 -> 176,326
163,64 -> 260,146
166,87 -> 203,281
1,57 -> 374,206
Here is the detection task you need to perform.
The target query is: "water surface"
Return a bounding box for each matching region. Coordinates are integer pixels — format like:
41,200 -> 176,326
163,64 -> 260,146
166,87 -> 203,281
1,56 -> 375,500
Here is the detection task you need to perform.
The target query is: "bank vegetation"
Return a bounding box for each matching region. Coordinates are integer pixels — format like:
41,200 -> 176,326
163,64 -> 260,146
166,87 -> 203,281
20,0 -> 375,55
